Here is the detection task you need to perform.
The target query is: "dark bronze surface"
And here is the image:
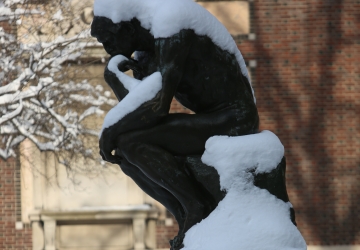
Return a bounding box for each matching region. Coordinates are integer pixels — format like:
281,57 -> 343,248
91,15 -> 294,249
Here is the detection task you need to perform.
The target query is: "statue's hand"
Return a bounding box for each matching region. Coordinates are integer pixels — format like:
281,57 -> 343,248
99,128 -> 122,164
142,92 -> 165,113
117,59 -> 143,76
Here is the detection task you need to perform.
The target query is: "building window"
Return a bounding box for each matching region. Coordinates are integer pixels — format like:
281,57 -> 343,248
196,0 -> 254,43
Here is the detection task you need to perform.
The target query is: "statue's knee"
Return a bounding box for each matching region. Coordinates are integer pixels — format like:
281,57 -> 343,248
116,134 -> 128,150
119,163 -> 133,176
117,144 -> 145,177
126,142 -> 147,158
117,157 -> 139,177
117,141 -> 142,163
116,132 -> 152,164
117,131 -> 141,150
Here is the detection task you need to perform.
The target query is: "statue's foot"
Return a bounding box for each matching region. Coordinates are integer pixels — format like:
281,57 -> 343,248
181,200 -> 206,232
170,234 -> 185,250
174,207 -> 186,234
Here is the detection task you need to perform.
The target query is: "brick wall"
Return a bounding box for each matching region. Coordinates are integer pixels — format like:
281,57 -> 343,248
156,218 -> 179,249
0,18 -> 33,250
239,0 -> 359,245
0,21 -> 11,32
0,157 -> 32,250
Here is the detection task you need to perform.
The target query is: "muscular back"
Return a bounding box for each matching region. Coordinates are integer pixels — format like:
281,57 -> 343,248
134,29 -> 255,114
178,33 -> 254,113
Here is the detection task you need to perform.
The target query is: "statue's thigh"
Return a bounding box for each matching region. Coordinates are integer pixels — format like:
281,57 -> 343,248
117,110 -> 238,156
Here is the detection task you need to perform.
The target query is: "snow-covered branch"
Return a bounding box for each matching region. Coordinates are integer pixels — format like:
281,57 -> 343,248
0,100 -> 23,125
0,0 -> 115,167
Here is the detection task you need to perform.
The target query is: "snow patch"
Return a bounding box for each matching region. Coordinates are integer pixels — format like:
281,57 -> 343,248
93,0 -> 255,103
182,131 -> 306,250
0,100 -> 23,125
202,130 -> 284,190
52,10 -> 63,21
183,189 -> 307,250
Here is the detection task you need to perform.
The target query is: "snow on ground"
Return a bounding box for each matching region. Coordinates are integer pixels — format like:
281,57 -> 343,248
93,0 -> 255,103
182,131 -> 306,250
100,55 -> 162,135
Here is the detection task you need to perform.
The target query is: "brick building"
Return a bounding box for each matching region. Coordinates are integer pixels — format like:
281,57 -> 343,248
1,0 -> 359,249
243,0 -> 359,246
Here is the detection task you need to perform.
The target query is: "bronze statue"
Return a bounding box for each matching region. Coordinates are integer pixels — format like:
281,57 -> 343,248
91,11 -> 259,250
90,0 -> 305,248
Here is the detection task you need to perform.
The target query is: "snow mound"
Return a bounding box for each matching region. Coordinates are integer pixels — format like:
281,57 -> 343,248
100,55 -> 162,135
202,130 -> 284,190
93,0 -> 255,103
183,131 -> 306,250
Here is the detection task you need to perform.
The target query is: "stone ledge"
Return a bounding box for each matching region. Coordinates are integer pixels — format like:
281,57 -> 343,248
29,205 -> 159,222
308,246 -> 360,250
157,246 -> 360,250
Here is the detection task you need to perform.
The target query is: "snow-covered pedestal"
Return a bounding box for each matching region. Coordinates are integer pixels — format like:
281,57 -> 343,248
183,131 -> 307,250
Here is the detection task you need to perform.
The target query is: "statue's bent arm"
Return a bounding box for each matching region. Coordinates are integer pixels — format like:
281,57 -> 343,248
104,66 -> 129,101
99,31 -> 193,164
152,30 -> 194,113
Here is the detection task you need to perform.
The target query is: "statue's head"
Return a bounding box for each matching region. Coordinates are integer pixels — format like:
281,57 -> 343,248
91,16 -> 136,58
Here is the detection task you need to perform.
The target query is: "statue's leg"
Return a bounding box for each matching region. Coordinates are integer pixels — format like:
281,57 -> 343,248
117,157 -> 186,231
117,108 -> 257,234
119,142 -> 209,234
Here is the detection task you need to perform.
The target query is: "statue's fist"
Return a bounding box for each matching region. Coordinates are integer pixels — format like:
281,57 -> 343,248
99,128 -> 122,165
117,59 -> 143,75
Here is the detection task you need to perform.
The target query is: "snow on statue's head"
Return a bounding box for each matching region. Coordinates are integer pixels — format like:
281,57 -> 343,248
92,0 -> 254,95
93,0 -> 217,39
93,0 -> 154,31
92,0 -> 226,39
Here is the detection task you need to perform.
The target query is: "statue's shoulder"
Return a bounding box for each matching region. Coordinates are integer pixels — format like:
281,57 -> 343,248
154,29 -> 196,42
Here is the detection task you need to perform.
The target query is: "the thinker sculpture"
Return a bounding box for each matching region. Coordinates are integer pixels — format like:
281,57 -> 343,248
91,0 -> 306,249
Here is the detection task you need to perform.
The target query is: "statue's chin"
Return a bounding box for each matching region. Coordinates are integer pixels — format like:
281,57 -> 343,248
105,47 -> 128,58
